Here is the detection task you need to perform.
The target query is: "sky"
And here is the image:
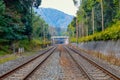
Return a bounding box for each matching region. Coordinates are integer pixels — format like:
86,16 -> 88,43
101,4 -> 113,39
40,0 -> 78,16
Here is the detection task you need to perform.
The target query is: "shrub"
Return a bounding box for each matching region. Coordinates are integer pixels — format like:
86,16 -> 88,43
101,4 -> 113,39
70,21 -> 120,42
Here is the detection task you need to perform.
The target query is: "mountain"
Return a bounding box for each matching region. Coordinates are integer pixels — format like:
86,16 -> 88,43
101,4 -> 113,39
34,7 -> 74,29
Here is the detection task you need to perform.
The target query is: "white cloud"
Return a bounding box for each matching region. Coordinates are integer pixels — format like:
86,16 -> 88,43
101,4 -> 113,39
40,0 -> 78,16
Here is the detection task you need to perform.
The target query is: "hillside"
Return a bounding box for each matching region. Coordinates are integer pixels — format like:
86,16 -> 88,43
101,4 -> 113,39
34,7 -> 74,35
34,7 -> 74,28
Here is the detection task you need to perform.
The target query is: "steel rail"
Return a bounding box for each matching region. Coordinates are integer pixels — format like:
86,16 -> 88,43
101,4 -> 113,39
64,46 -> 95,80
68,46 -> 120,80
0,46 -> 55,79
23,47 -> 56,80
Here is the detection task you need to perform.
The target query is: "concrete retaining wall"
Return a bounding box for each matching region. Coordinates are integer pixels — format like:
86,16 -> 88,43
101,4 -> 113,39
72,40 -> 120,58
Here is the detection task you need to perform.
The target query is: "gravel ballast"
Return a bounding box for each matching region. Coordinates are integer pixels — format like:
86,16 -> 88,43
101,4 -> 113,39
0,50 -> 45,76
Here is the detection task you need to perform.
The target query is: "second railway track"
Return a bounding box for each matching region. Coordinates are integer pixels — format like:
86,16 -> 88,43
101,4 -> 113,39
65,46 -> 120,80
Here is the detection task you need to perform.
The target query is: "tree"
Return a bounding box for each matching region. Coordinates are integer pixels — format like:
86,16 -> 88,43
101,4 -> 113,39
32,14 -> 51,40
100,0 -> 104,31
97,0 -> 104,31
34,0 -> 42,8
92,7 -> 95,34
70,0 -> 120,37
0,0 -> 5,15
113,0 -> 120,20
67,17 -> 76,37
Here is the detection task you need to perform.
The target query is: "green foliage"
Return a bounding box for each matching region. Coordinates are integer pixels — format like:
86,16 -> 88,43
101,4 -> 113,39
0,51 -> 6,56
18,39 -> 51,51
67,17 -> 76,37
0,15 -> 26,41
0,55 -> 17,64
3,0 -> 42,41
0,45 -> 11,56
0,0 -> 48,42
70,0 -> 120,37
0,45 -> 9,52
70,21 -> 120,42
0,0 -> 5,15
32,14 -> 51,39
34,0 -> 42,8
0,0 -> 51,56
70,37 -> 77,43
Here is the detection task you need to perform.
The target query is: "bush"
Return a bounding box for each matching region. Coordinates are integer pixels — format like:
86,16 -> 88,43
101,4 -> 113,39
70,21 -> 120,42
0,51 -> 6,56
18,39 -> 51,51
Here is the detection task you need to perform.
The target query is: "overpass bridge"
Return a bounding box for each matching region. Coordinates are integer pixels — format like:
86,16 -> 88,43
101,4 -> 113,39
51,36 -> 69,45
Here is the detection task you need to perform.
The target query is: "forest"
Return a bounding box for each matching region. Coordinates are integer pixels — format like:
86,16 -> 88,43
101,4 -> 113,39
0,0 -> 51,55
68,0 -> 120,42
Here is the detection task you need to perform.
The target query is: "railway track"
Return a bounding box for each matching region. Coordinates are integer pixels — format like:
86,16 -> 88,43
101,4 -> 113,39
0,45 -> 119,80
0,47 -> 56,80
64,47 -> 94,80
65,46 -> 120,80
60,46 -> 89,80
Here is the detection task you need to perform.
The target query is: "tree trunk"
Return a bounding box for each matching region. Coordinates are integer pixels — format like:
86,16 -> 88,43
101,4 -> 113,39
11,41 -> 16,54
78,23 -> 82,37
82,20 -> 84,36
101,0 -> 104,31
86,25 -> 88,36
76,19 -> 78,45
78,23 -> 80,38
86,17 -> 88,36
44,27 -> 46,47
92,7 -> 95,34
